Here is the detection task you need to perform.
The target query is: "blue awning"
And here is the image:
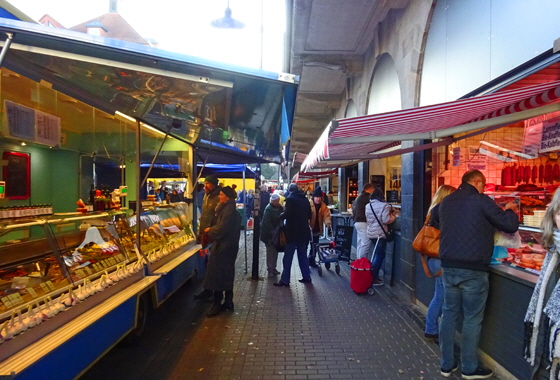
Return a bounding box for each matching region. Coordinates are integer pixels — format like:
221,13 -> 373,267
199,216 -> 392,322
0,18 -> 298,164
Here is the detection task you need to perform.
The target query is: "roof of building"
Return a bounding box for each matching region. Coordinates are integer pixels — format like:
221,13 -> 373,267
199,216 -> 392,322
69,13 -> 149,45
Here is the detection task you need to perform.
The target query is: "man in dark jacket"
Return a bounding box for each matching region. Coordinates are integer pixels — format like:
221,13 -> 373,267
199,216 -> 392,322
274,183 -> 312,287
434,169 -> 518,379
352,183 -> 374,260
194,175 -> 222,300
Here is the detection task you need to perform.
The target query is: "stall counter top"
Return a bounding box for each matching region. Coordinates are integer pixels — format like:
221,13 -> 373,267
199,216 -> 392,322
490,263 -> 538,287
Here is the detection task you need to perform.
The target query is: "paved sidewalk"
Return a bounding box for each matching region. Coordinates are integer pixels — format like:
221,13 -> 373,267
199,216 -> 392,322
82,235 -> 458,380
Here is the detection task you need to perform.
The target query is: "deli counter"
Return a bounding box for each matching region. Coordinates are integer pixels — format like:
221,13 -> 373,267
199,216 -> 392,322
0,203 -> 199,379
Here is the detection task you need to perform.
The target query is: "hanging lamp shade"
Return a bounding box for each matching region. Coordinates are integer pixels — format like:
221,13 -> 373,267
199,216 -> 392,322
211,1 -> 245,29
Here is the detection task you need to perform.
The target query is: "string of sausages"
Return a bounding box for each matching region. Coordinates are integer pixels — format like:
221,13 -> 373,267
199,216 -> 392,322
501,163 -> 560,186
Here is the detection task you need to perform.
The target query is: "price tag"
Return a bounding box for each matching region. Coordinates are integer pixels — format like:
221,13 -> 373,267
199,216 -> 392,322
40,283 -> 50,292
27,287 -> 38,298
84,266 -> 93,275
46,281 -> 56,291
75,269 -> 85,279
117,254 -> 126,262
101,260 -> 109,268
92,263 -> 100,271
8,293 -> 24,305
108,257 -> 117,266
1,297 -> 13,308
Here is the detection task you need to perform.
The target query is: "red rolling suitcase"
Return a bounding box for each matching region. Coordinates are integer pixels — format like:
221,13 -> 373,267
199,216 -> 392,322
350,257 -> 373,294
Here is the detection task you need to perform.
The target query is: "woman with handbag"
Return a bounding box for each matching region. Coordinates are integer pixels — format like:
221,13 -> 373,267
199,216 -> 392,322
260,193 -> 284,276
365,188 -> 396,286
422,184 -> 456,342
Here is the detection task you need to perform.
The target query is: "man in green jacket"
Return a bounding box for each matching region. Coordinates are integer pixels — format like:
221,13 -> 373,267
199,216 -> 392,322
260,193 -> 284,276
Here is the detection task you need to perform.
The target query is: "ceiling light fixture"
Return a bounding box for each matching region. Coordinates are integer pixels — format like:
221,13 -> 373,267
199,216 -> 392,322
480,141 -> 533,159
211,0 -> 245,29
21,142 -> 26,146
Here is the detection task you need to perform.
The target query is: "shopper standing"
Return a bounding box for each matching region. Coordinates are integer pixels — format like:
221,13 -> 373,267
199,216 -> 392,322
422,184 -> 456,343
274,183 -> 311,287
308,186 -> 332,267
365,187 -> 396,286
193,175 -> 222,301
352,183 -> 374,259
435,169 -> 518,379
202,186 -> 241,317
260,193 -> 283,276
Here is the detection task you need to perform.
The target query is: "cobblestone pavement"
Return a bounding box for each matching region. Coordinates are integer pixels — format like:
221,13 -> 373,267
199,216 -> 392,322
82,234 -> 460,380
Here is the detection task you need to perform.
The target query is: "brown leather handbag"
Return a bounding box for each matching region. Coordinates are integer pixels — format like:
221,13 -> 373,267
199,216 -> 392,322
412,215 -> 442,277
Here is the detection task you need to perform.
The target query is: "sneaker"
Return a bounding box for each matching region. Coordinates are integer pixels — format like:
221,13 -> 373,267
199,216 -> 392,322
424,332 -> 438,342
461,367 -> 493,379
440,364 -> 459,377
273,282 -> 290,287
371,279 -> 384,287
298,278 -> 312,283
273,269 -> 281,275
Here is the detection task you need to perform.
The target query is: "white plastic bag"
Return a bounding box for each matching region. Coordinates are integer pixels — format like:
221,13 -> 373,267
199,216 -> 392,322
494,230 -> 521,248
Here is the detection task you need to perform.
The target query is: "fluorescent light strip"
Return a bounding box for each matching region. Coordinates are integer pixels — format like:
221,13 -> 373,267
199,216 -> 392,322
480,141 -> 533,159
114,112 -> 168,137
479,148 -> 515,162
0,41 -> 233,88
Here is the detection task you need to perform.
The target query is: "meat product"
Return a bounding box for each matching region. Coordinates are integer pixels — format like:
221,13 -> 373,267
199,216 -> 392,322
554,164 -> 560,180
532,165 -> 538,183
539,164 -> 545,184
525,165 -> 531,183
503,166 -> 511,186
545,163 -> 553,183
501,167 -> 506,186
518,165 -> 524,184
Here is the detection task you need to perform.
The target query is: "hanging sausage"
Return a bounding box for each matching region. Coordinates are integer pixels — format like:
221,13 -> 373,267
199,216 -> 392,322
532,165 -> 538,183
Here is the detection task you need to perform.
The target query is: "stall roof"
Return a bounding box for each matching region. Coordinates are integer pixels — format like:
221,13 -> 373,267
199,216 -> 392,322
0,18 -> 298,165
302,80 -> 560,170
197,164 -> 256,179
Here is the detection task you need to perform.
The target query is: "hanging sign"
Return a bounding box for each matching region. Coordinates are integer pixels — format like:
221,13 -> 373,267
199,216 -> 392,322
467,146 -> 487,171
4,100 -> 61,146
452,147 -> 461,167
540,116 -> 560,153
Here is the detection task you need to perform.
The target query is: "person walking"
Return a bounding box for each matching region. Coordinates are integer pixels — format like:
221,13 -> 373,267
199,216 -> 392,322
365,188 -> 396,287
422,184 -> 456,343
274,183 -> 311,287
202,186 -> 241,317
308,186 -> 332,267
193,176 -> 222,301
260,192 -> 283,276
435,169 -> 518,379
352,183 -> 374,260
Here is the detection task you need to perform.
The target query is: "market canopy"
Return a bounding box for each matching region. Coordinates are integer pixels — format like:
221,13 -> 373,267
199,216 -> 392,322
0,18 -> 298,165
302,80 -> 560,170
197,164 -> 256,179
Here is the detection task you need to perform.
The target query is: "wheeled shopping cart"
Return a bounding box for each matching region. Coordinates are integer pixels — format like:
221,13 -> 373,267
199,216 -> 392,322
313,228 -> 341,276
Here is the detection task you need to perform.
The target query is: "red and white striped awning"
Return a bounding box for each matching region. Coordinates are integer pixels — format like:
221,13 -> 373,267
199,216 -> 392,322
301,80 -> 560,170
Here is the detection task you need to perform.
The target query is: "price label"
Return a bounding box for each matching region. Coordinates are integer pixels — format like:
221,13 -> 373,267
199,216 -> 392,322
40,283 -> 50,292
8,293 -> 24,305
1,297 -> 13,308
92,263 -> 101,271
101,260 -> 109,268
117,254 -> 126,262
75,269 -> 85,279
108,257 -> 117,266
84,266 -> 92,275
27,287 -> 38,298
46,281 -> 56,291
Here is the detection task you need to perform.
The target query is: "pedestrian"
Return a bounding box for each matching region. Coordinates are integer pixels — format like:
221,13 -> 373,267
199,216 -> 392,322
260,185 -> 271,216
260,192 -> 283,276
274,183 -> 312,287
169,189 -> 182,203
436,169 -> 518,378
245,189 -> 254,219
422,184 -> 456,343
524,188 -> 560,378
327,191 -> 335,206
193,175 -> 222,301
365,187 -> 396,286
202,186 -> 241,317
308,186 -> 332,268
276,190 -> 286,205
196,183 -> 205,215
352,183 -> 374,259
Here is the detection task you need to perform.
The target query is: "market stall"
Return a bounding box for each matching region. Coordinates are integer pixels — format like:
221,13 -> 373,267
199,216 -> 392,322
0,17 -> 297,379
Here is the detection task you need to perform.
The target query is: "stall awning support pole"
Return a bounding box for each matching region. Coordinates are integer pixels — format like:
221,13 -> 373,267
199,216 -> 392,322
136,119 -> 151,275
0,33 -> 13,67
251,164 -> 262,281
243,165 -> 247,273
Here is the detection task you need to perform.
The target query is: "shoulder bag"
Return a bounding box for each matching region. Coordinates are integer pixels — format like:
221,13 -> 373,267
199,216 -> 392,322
412,214 -> 442,277
369,203 -> 394,242
270,223 -> 287,252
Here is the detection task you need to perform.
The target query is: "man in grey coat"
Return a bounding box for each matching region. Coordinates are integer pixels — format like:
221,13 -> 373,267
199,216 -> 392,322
194,175 -> 222,300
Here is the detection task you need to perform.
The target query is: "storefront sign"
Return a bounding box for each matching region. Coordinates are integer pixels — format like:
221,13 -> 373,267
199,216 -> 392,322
540,116 -> 560,153
5,100 -> 61,146
452,147 -> 461,166
522,121 -> 543,158
468,146 -> 487,171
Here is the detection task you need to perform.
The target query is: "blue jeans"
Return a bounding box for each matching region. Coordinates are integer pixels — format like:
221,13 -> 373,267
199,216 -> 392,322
370,238 -> 387,279
425,275 -> 443,335
280,241 -> 311,284
439,268 -> 489,373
